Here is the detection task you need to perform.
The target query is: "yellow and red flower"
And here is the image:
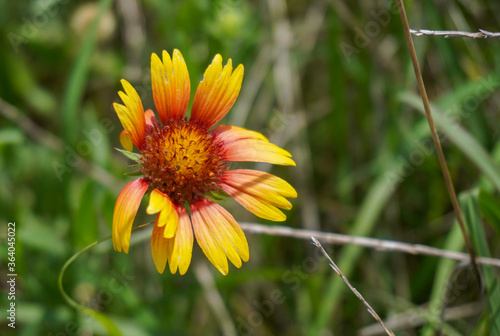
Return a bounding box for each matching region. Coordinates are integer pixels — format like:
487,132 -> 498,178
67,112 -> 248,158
112,49 -> 296,275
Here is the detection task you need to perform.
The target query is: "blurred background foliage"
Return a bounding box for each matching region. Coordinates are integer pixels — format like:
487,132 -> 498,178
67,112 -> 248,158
1,0 -> 500,335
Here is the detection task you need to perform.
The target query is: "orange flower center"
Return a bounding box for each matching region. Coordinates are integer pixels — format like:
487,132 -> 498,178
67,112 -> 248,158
140,119 -> 227,205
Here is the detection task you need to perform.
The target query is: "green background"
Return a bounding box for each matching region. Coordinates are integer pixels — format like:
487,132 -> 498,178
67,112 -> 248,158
1,0 -> 500,335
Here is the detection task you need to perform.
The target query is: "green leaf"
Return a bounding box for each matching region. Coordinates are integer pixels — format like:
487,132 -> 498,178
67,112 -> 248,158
460,191 -> 500,335
478,189 -> 500,235
421,224 -> 464,335
116,148 -> 143,163
124,170 -> 144,176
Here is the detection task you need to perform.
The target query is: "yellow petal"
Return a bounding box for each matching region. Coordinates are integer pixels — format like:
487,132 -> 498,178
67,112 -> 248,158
191,199 -> 249,275
114,79 -> 145,149
191,55 -> 244,127
222,169 -> 296,210
213,125 -> 269,142
171,50 -> 191,117
167,206 -> 193,275
204,201 -> 249,263
112,179 -> 149,253
159,206 -> 179,239
146,189 -> 166,214
151,49 -> 190,124
191,202 -> 229,275
119,130 -> 133,151
151,218 -> 169,274
227,169 -> 297,198
224,139 -> 295,166
146,189 -> 178,238
221,183 -> 287,221
213,125 -> 295,166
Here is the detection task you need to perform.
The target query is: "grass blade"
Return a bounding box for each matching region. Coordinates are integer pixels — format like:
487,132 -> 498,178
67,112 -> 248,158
61,0 -> 113,145
460,190 -> 500,335
478,189 -> 500,235
400,93 -> 500,192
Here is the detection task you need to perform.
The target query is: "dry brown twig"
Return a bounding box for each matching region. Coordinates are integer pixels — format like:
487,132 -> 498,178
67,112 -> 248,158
194,263 -> 237,336
312,237 -> 395,336
359,301 -> 484,336
239,223 -> 500,268
396,0 -> 481,280
411,29 -> 500,39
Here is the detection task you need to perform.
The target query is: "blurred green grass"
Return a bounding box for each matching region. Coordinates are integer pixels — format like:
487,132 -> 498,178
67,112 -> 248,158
1,0 -> 500,335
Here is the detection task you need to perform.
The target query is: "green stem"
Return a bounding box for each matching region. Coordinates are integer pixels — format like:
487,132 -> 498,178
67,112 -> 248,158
58,222 -> 153,335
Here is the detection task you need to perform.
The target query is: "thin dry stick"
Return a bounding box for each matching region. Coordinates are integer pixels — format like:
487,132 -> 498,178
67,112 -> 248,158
411,29 -> 500,39
239,223 -> 500,268
311,237 -> 395,336
194,262 -> 237,336
128,222 -> 500,269
359,301 -> 484,336
396,0 -> 480,279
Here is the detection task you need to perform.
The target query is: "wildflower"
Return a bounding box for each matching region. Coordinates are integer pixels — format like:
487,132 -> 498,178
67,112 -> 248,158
112,49 -> 297,275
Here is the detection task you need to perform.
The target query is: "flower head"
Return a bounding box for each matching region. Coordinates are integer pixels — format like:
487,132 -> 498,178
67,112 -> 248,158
112,49 -> 297,275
